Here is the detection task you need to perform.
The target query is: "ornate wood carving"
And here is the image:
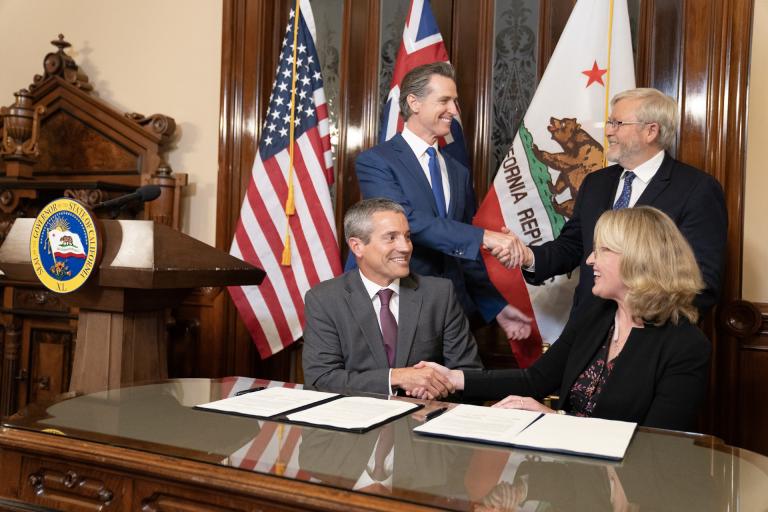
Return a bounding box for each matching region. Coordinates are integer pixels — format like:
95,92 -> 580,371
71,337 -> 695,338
720,300 -> 762,338
29,34 -> 93,93
27,468 -> 115,507
0,35 -> 188,418
140,493 -> 241,512
0,89 -> 46,179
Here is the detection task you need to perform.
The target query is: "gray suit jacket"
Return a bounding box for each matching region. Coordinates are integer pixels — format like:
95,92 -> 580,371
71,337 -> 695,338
302,271 -> 482,394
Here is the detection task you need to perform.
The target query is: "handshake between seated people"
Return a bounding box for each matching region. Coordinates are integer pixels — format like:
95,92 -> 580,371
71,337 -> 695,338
409,206 -> 712,431
302,198 -> 484,401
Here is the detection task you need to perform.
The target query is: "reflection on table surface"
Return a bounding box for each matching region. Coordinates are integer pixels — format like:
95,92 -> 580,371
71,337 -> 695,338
4,378 -> 768,511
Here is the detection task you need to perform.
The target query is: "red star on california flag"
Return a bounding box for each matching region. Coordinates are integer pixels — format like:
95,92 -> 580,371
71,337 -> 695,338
582,60 -> 608,87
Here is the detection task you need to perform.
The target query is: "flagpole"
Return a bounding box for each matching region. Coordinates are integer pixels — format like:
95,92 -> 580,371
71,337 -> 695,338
602,0 -> 616,167
282,0 -> 302,266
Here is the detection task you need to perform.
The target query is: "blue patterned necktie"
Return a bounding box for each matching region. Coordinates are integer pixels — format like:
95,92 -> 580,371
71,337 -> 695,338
612,171 -> 636,210
425,147 -> 447,217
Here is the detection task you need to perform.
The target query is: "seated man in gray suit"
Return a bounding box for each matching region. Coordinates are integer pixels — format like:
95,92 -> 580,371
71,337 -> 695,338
303,198 -> 483,399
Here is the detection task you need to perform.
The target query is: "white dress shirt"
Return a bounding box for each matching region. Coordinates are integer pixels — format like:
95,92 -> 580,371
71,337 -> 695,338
401,126 -> 452,211
610,149 -> 665,207
527,150 -> 666,271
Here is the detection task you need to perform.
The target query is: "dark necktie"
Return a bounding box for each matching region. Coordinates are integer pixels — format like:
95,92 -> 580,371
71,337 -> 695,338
425,147 -> 447,217
612,171 -> 636,210
377,289 -> 397,367
371,423 -> 395,481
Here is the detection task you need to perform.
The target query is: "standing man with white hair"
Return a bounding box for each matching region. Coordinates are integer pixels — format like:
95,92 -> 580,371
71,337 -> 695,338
508,88 -> 727,314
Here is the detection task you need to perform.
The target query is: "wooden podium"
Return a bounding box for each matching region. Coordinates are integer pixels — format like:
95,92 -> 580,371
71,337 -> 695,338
0,219 -> 264,394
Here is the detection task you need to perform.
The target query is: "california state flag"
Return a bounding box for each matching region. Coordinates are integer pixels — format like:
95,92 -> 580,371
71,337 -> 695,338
475,0 -> 635,367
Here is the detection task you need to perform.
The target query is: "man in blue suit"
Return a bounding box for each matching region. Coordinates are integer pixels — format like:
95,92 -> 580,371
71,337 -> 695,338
355,62 -> 530,340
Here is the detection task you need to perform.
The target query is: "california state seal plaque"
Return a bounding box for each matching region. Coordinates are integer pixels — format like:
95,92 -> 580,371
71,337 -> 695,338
29,198 -> 101,293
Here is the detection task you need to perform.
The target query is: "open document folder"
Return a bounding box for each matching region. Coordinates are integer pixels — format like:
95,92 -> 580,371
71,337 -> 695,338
413,404 -> 637,460
195,387 -> 339,419
195,387 -> 420,432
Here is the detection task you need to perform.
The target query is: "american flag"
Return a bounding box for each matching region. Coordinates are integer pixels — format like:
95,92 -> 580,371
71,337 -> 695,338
379,0 -> 470,167
226,420 -> 310,479
221,377 -> 312,480
229,0 -> 342,359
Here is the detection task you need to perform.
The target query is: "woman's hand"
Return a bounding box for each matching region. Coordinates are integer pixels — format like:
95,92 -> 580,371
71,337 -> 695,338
492,395 -> 555,414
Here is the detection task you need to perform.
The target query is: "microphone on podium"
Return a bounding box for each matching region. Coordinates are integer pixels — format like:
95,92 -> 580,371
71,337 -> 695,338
93,185 -> 161,211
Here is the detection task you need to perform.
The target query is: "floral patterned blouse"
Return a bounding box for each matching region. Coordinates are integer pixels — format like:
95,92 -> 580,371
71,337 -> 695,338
567,324 -> 616,417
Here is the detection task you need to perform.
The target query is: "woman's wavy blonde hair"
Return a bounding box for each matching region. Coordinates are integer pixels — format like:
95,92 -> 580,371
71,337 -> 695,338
593,206 -> 704,325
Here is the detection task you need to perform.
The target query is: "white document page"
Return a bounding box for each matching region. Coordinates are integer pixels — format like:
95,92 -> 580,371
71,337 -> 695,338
413,404 -> 542,442
512,413 -> 636,460
196,387 -> 338,418
286,396 -> 419,430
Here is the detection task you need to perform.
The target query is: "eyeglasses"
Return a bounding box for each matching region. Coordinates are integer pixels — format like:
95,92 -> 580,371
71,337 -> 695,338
605,119 -> 649,129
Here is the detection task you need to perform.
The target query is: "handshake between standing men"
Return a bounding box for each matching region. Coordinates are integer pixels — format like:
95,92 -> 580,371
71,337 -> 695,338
354,62 -> 534,341
488,87 -> 727,317
302,198 -> 483,400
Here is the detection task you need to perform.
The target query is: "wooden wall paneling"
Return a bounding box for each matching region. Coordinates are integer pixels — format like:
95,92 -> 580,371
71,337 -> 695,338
216,0 -> 300,381
636,0 -> 752,443
452,0 -> 494,195
334,0 -> 381,238
431,1 -> 454,56
735,304 -> 768,455
537,0 -> 577,78
701,0 -> 752,446
641,0 -> 683,99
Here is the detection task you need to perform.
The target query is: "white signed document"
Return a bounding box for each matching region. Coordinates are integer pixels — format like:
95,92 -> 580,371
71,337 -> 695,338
414,404 -> 636,460
287,396 -> 419,431
195,387 -> 338,418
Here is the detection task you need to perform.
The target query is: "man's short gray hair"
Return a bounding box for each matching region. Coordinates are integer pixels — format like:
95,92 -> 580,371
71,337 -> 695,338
611,88 -> 679,150
344,198 -> 406,243
399,62 -> 456,121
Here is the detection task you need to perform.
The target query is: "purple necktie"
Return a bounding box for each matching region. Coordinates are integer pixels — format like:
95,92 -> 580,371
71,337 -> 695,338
377,289 -> 397,367
613,171 -> 636,209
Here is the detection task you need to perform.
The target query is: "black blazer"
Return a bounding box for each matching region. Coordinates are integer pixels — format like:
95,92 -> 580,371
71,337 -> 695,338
524,154 -> 727,312
463,298 -> 711,431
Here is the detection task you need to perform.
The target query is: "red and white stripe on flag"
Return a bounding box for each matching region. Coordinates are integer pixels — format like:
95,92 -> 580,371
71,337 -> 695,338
223,380 -> 310,479
229,0 -> 342,359
474,0 -> 635,367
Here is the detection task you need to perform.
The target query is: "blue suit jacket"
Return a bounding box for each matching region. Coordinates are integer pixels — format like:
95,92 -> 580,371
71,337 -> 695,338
355,133 -> 505,321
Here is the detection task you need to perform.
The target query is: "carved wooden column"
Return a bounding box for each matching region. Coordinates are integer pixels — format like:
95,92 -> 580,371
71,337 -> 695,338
718,300 -> 766,453
0,320 -> 21,418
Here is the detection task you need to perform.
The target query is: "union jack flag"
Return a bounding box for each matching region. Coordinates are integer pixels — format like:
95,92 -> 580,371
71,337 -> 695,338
379,0 -> 469,167
228,0 -> 342,359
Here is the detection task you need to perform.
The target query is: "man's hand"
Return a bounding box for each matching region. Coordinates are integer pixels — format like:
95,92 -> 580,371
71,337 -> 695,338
391,367 -> 454,400
496,304 -> 533,340
482,229 -> 532,269
407,361 -> 466,399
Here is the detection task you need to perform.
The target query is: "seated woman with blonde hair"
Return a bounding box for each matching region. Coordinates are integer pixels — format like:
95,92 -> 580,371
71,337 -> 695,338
416,206 -> 711,431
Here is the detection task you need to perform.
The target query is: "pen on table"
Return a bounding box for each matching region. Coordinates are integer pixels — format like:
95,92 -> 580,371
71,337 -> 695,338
424,407 -> 447,421
235,386 -> 266,396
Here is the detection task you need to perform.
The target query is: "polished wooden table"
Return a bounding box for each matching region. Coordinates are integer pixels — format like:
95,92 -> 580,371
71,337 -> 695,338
1,378 -> 767,511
